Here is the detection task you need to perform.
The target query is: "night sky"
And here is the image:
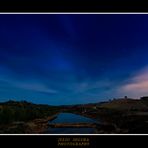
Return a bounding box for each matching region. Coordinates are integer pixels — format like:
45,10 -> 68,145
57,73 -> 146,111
0,14 -> 148,105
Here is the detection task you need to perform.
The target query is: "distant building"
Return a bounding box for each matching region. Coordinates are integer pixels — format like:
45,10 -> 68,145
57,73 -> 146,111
124,96 -> 128,99
93,106 -> 97,110
82,109 -> 87,113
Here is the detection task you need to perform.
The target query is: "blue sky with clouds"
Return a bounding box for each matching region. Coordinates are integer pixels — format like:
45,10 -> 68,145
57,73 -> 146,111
0,14 -> 148,105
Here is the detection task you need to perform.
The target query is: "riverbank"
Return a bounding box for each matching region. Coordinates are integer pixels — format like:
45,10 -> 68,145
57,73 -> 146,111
25,113 -> 60,133
0,113 -> 59,134
61,99 -> 148,133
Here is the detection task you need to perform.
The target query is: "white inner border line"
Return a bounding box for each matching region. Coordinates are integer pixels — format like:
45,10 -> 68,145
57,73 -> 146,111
0,12 -> 147,135
1,134 -> 148,136
0,12 -> 148,14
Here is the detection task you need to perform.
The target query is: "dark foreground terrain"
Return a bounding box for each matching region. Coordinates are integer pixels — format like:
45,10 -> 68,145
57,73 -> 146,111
63,98 -> 148,134
1,97 -> 148,134
0,100 -> 60,133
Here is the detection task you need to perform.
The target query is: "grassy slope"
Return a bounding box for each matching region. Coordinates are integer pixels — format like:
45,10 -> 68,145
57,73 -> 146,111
100,98 -> 148,111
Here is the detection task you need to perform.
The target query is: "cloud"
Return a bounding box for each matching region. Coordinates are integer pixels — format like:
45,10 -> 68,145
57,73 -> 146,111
0,64 -> 58,95
16,82 -> 58,94
69,80 -> 112,94
117,66 -> 148,98
0,77 -> 58,95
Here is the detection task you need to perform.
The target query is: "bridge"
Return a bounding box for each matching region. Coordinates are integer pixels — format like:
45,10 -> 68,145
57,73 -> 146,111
48,122 -> 98,128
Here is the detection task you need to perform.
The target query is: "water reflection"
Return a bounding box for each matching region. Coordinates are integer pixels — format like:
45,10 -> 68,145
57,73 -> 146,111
46,113 -> 98,134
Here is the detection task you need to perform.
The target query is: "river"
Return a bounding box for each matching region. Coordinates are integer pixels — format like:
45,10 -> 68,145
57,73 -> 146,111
45,113 -> 98,134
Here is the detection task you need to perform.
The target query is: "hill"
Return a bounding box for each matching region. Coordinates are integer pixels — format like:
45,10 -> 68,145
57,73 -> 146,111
99,98 -> 148,111
0,100 -> 60,124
